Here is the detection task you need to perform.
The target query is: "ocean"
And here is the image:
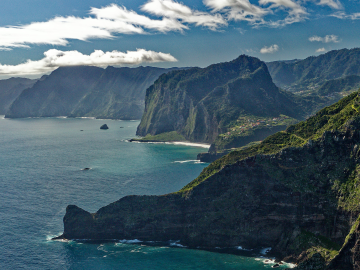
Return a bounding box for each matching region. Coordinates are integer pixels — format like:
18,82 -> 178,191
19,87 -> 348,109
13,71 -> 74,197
0,117 -> 294,269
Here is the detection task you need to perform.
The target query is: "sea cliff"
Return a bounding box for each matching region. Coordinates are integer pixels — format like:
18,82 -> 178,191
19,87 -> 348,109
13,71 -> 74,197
57,91 -> 360,269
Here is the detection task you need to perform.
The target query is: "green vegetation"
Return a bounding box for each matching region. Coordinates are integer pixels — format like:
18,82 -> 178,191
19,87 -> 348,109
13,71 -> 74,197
342,215 -> 360,248
138,55 -> 308,151
212,114 -> 297,151
180,91 -> 360,192
333,165 -> 360,212
131,131 -> 186,142
290,230 -> 341,262
267,48 -> 360,93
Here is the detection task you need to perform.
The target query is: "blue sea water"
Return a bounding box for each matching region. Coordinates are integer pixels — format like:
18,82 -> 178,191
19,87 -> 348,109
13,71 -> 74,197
0,117 -> 294,269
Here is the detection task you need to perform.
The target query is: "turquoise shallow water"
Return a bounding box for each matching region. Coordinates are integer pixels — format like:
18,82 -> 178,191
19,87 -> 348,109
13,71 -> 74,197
0,117 -> 293,269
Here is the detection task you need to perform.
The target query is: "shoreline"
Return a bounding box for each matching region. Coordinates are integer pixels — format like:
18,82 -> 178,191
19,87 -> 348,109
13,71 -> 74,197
52,236 -> 295,268
130,139 -> 210,149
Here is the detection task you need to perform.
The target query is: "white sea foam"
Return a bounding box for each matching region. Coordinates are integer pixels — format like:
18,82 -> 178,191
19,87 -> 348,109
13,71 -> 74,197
169,240 -> 186,248
166,142 -> 210,148
236,246 -> 252,251
55,116 -> 67,119
119,239 -> 142,244
263,259 -> 275,264
173,160 -> 205,164
0,115 -> 5,119
130,140 -> 210,149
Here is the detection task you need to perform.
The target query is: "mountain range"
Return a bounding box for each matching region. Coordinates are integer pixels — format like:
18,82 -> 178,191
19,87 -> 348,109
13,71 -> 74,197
5,66 -> 177,120
267,48 -> 360,94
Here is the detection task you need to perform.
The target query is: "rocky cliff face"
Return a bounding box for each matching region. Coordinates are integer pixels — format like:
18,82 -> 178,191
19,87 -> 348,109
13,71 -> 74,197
0,77 -> 37,114
6,66 -> 103,118
58,127 -> 358,258
69,66 -> 176,120
57,91 -> 360,269
137,55 -> 304,143
5,66 -> 175,119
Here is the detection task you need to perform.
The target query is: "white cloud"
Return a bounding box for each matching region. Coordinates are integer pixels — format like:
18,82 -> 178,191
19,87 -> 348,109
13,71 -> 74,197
260,44 -> 279,53
0,49 -> 177,75
317,0 -> 342,10
142,0 -> 227,30
309,35 -> 340,43
0,15 -> 143,49
0,2 -> 226,49
259,0 -> 308,27
204,0 -> 268,24
331,12 -> 360,20
91,4 -> 187,33
204,0 -> 308,27
316,48 -> 326,52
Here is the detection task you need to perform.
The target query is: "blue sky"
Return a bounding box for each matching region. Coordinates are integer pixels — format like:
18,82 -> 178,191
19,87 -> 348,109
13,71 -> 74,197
0,0 -> 359,78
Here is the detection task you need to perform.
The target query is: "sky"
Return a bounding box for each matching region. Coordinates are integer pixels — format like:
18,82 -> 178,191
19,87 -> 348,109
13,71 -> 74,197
0,0 -> 359,78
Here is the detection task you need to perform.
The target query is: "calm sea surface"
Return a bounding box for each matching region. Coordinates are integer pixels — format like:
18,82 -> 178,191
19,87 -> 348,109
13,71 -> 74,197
0,117 -> 293,269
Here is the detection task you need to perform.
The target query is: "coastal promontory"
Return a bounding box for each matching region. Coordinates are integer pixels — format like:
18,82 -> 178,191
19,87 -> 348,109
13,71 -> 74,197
57,91 -> 360,269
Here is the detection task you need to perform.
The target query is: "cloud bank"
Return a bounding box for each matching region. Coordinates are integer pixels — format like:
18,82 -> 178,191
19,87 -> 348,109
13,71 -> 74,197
309,35 -> 340,43
0,49 -> 177,75
331,12 -> 360,20
0,0 -> 350,51
260,44 -> 279,53
0,1 -> 226,50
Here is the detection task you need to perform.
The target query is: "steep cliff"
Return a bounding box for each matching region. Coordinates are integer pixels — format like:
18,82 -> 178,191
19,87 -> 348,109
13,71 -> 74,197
0,77 -> 37,114
57,91 -> 360,269
6,66 -> 103,118
5,66 -> 175,119
137,55 -> 305,144
69,66 -> 177,120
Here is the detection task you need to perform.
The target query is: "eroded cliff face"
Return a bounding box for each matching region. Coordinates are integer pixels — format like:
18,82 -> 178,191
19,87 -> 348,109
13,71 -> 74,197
5,66 -> 176,120
136,55 -> 304,143
58,128 -> 360,264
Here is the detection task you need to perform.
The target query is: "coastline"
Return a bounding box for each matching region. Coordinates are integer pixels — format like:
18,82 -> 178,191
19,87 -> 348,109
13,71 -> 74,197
129,139 -> 210,149
51,235 -> 296,268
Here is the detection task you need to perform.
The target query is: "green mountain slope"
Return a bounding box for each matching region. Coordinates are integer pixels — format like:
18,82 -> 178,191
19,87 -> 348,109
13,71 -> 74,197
57,90 -> 360,269
137,55 -> 306,145
316,75 -> 360,96
267,48 -> 360,92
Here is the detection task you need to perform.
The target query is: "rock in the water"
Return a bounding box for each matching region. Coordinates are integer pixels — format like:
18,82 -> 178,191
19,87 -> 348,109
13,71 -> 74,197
100,124 -> 109,130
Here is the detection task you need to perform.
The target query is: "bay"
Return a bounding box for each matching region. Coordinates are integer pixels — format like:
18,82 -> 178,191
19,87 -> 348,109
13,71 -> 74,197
0,117 -> 293,269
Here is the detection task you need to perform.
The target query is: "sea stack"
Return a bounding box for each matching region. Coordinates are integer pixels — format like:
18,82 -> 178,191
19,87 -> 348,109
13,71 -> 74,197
100,124 -> 109,130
